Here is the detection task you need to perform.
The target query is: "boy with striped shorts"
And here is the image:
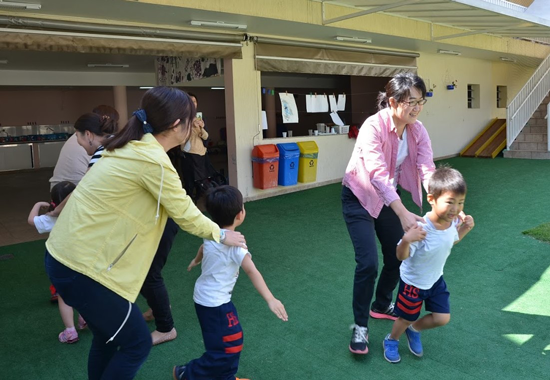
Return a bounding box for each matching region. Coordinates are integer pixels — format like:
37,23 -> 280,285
383,167 -> 475,363
173,185 -> 288,379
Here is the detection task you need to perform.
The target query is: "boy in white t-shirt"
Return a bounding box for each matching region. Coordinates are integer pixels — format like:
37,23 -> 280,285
383,166 -> 475,363
173,185 -> 288,380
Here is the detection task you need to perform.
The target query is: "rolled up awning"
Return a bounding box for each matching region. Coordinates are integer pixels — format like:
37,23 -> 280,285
255,42 -> 417,77
0,28 -> 243,58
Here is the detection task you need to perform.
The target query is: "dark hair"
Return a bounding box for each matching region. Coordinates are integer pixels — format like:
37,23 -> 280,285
187,92 -> 198,104
92,105 -> 120,122
377,72 -> 427,111
104,87 -> 195,151
205,185 -> 243,228
74,113 -> 117,137
428,165 -> 467,199
49,181 -> 76,211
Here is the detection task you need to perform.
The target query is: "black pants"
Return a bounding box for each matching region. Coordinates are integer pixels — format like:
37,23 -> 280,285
139,218 -> 179,332
341,186 -> 403,327
45,252 -> 151,380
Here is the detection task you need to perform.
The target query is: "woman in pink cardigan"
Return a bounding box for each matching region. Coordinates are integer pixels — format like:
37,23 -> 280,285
342,72 -> 435,355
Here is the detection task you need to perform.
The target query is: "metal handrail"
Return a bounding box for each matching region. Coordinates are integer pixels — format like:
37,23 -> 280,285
507,53 -> 550,149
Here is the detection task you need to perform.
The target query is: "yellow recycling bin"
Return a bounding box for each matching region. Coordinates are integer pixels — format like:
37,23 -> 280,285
297,141 -> 318,183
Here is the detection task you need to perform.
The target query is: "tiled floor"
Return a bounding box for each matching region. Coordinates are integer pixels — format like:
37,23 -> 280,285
0,168 -> 53,247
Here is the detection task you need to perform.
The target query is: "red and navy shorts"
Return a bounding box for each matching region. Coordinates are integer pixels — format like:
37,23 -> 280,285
394,276 -> 450,322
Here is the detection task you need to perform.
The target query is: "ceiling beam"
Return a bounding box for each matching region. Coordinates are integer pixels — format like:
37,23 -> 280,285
433,22 -> 532,40
322,0 -> 423,25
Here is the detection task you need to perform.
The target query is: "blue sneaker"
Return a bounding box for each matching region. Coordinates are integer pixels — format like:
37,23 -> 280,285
383,334 -> 401,363
405,326 -> 423,357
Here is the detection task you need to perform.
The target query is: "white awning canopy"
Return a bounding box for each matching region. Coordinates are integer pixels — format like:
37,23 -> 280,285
322,0 -> 550,40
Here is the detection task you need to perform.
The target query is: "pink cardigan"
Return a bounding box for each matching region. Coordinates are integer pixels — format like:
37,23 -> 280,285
343,107 -> 435,218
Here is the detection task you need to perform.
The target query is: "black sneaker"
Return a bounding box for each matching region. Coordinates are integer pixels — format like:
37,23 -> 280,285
349,324 -> 369,354
370,303 -> 398,320
173,365 -> 187,380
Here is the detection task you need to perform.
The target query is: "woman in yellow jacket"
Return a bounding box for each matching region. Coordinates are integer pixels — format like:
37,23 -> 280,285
44,87 -> 246,380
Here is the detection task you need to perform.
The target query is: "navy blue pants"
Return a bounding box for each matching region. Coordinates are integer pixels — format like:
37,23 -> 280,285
140,218 -> 179,332
185,302 -> 243,380
45,251 -> 152,380
395,276 -> 450,321
342,186 -> 404,327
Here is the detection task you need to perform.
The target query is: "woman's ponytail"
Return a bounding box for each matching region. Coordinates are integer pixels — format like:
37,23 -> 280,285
104,116 -> 144,151
377,92 -> 389,111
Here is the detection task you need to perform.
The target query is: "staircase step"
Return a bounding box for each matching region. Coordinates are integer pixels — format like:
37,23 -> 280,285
509,141 -> 548,151
523,126 -> 546,134
513,133 -> 547,143
504,150 -> 550,159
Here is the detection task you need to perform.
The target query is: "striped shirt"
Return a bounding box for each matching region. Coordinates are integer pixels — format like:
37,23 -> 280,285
342,107 -> 435,218
88,145 -> 105,168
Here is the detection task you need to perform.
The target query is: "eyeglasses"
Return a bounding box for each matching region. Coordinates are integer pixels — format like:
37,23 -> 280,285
401,99 -> 428,107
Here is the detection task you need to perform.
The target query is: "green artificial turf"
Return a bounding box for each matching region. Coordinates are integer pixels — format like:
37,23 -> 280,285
523,222 -> 550,244
1,157 -> 550,379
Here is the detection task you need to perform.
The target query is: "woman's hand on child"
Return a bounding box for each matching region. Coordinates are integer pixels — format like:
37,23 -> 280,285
268,298 -> 288,321
403,224 -> 426,243
399,210 -> 424,232
223,230 -> 247,249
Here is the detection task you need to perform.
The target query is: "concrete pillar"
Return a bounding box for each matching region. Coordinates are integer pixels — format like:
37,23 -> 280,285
223,44 -> 262,195
113,86 -> 128,129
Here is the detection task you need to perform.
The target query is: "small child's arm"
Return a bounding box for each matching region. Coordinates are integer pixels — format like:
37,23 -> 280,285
27,202 -> 51,226
187,244 -> 204,271
396,224 -> 426,261
46,194 -> 70,217
241,254 -> 288,321
456,215 -> 475,244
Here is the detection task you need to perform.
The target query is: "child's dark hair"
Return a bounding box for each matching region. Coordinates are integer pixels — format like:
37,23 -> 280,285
377,72 -> 427,111
428,165 -> 467,199
49,181 -> 76,211
205,185 -> 243,228
74,113 -> 118,137
92,105 -> 120,122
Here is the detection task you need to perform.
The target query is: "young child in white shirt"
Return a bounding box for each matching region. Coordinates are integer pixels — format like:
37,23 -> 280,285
28,180 -> 86,343
173,185 -> 288,380
383,166 -> 475,363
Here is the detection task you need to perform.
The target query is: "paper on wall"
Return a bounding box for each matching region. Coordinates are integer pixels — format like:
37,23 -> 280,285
330,111 -> 345,126
261,111 -> 268,130
306,95 -> 315,113
329,95 -> 338,113
279,93 -> 299,123
315,94 -> 329,113
337,94 -> 346,111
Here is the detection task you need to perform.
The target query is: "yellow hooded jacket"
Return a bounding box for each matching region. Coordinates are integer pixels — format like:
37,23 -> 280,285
46,134 -> 219,302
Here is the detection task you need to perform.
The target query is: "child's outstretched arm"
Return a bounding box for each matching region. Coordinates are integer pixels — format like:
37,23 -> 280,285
241,254 -> 288,322
456,215 -> 475,244
27,202 -> 51,226
187,244 -> 204,271
46,194 -> 70,217
396,224 -> 426,261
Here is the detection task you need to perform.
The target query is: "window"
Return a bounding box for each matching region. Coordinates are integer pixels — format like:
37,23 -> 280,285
497,86 -> 507,108
467,84 -> 480,109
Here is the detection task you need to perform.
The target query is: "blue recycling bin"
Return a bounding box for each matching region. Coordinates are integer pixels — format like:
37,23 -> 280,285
276,143 -> 300,186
